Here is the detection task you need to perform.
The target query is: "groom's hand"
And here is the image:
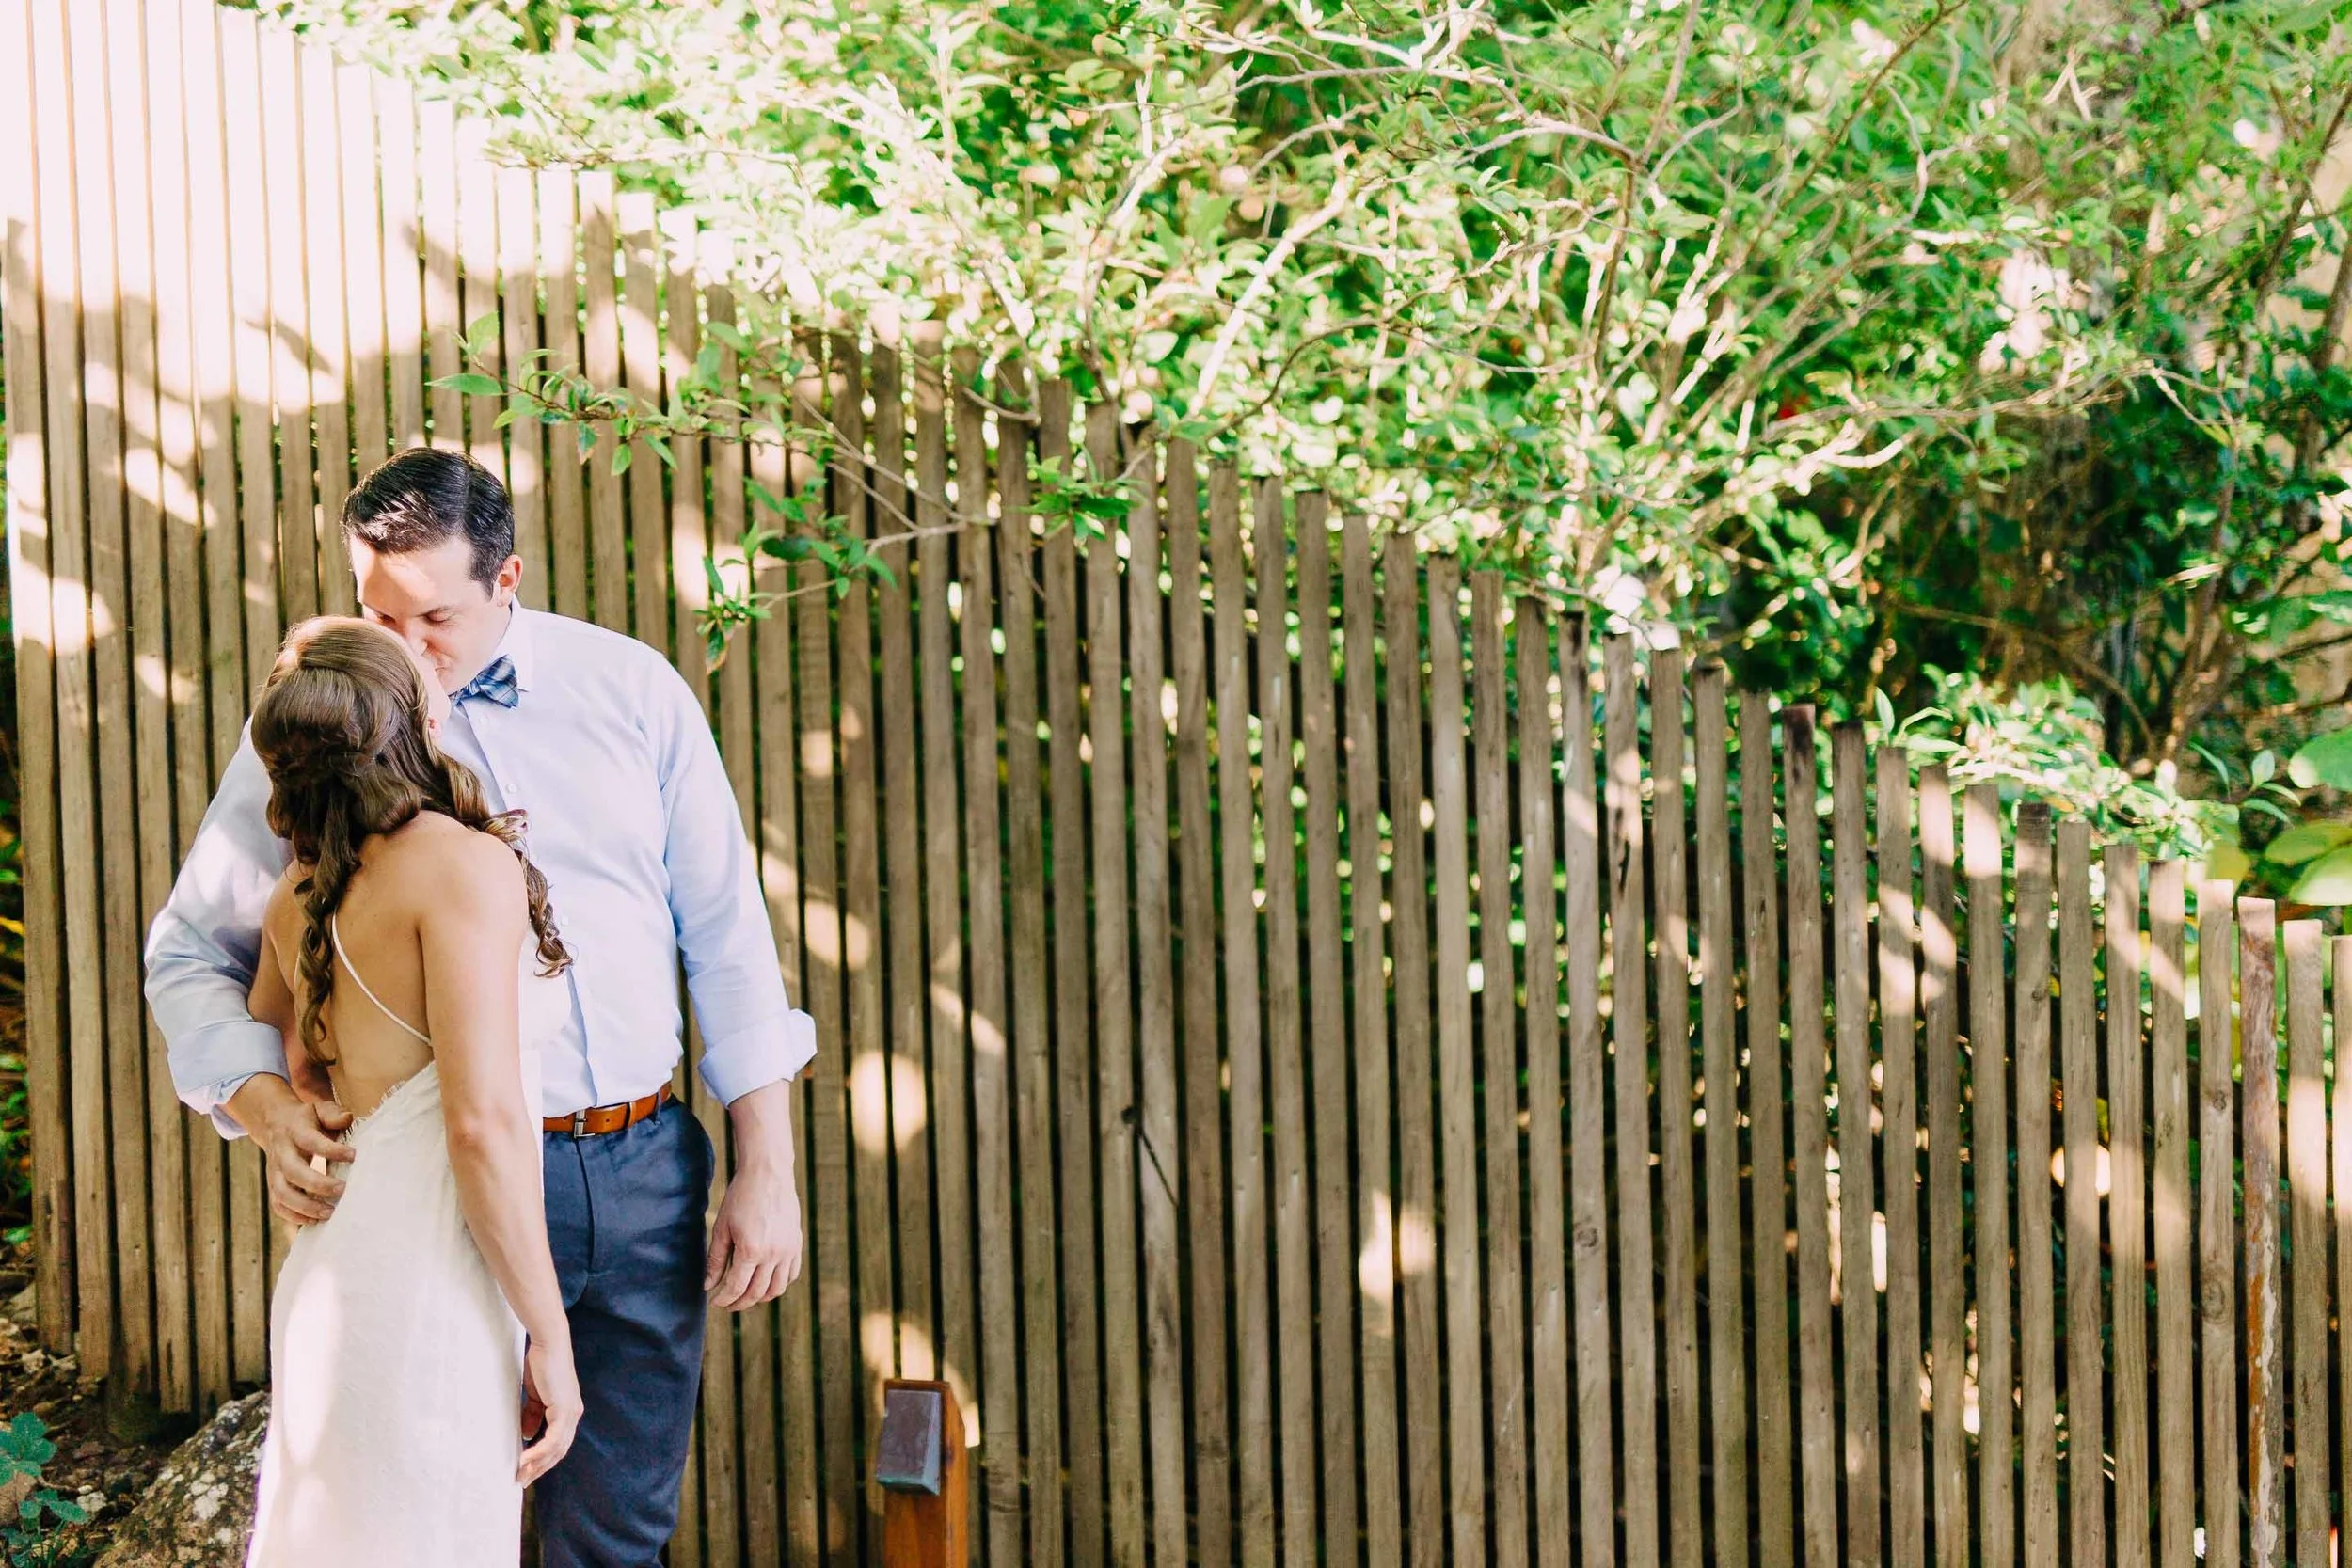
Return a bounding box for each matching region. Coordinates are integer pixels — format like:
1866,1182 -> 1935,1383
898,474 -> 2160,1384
230,1074 -> 354,1226
707,1078 -> 804,1310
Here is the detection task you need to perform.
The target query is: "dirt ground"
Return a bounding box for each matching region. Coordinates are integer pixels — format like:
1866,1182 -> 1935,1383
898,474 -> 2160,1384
0,1241 -> 198,1564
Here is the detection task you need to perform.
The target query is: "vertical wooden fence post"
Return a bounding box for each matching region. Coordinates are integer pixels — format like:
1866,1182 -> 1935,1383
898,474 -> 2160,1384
2239,898 -> 2282,1568
2197,883 -> 2240,1568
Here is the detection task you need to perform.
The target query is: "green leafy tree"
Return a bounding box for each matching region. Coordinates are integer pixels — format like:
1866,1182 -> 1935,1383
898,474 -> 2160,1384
278,0 -> 2352,770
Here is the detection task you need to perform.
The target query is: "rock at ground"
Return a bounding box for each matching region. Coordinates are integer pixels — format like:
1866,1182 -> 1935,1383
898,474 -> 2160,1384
90,1390 -> 265,1568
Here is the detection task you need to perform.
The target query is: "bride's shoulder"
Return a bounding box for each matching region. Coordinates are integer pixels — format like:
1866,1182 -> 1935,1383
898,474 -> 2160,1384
374,816 -> 527,911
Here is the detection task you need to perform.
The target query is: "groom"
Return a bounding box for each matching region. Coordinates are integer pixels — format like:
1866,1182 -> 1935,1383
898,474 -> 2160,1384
146,447 -> 813,1565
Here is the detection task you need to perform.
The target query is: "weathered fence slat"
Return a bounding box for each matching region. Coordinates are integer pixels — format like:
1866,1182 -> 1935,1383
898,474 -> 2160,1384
2150,861 -> 2192,1568
577,170 -> 626,632
1471,575 -> 1524,1568
496,166 -> 545,610
1963,784 -> 2012,1568
1603,637 -> 1658,1568
1778,704 -> 1833,1568
65,0 -> 132,1389
1918,768 -> 1965,1567
417,88 -> 460,449
537,169 -> 587,621
830,336 -> 885,1561
135,0 -> 199,1416
178,0 -> 238,1412
794,342 -> 859,1568
1523,607 -> 1570,1568
455,118 -> 501,543
2014,806 -> 2058,1568
2196,881 -> 2240,1568
1430,558 -> 1483,1567
959,365 -> 1017,1568
2107,844 -> 2150,1568
1221,468 -> 1274,1568
1877,745 -> 1923,1568
1349,519 -> 1402,1568
1124,432 -> 1181,1568
1650,646 -> 1700,1568
748,372 -> 811,1564
2283,919 -> 2328,1568
910,323 -> 974,1562
257,18 -> 315,620
2334,937 -> 2352,1568
1390,538 -> 1440,1568
1265,487 -> 1318,1568
675,276 -> 731,1568
2240,898 -> 2282,1568
1694,670 -> 1747,1568
1091,416 -> 1143,1568
300,42 -> 355,616
708,282 -> 779,1568
999,376 -> 1064,1568
1832,725 -> 1880,1568
1045,388 -> 1102,1560
0,0 -> 72,1367
1166,438 -> 1229,1568
2058,822 -> 2105,1568
1304,499 -> 1359,1566
1563,612 -> 1612,1568
868,325 -> 930,1408
340,61 -> 388,483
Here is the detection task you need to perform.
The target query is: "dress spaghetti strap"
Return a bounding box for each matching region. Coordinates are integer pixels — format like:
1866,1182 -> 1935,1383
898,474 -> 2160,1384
329,913 -> 433,1047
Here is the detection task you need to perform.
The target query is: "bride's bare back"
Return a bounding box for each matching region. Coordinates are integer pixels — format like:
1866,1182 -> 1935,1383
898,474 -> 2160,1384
252,813 -> 487,1122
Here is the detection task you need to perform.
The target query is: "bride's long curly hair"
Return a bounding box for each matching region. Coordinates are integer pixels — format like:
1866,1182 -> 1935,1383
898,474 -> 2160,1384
249,617 -> 569,1063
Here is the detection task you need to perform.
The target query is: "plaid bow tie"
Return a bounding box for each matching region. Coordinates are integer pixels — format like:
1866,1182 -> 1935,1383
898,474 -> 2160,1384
453,655 -> 519,710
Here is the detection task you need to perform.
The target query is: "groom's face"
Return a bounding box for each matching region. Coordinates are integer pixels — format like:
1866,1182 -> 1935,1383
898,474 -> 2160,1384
350,533 -> 524,694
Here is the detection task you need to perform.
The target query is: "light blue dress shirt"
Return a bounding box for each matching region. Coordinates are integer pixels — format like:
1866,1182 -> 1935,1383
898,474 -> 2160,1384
145,606 -> 817,1134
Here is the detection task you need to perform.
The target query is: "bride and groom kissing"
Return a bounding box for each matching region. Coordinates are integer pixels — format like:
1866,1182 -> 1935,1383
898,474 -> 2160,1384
143,446 -> 814,1565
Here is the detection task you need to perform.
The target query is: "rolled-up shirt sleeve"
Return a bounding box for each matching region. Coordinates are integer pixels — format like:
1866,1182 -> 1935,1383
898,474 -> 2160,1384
652,662 -> 818,1104
144,734 -> 294,1138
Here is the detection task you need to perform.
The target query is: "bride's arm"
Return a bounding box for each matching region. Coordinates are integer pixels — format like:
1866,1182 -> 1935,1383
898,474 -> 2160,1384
246,926 -> 337,1106
421,833 -> 580,1479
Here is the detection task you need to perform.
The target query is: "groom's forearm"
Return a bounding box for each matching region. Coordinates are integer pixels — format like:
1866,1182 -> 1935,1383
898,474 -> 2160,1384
724,1076 -> 800,1179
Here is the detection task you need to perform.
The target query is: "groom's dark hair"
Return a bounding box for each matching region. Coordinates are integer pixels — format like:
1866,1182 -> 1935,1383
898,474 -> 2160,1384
342,447 -> 516,592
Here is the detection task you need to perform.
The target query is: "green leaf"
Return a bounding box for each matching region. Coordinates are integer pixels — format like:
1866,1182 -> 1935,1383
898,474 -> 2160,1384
2291,728 -> 2352,791
2251,750 -> 2277,785
2290,845 -> 2352,904
612,445 -> 634,479
2262,822 -> 2352,866
432,372 -> 506,398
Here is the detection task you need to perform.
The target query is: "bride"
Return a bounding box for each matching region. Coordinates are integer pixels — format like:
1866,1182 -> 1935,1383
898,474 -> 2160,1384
234,616 -> 583,1564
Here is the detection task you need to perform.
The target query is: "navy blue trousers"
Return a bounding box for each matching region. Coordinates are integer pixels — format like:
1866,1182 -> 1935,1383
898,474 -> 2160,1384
535,1097 -> 713,1567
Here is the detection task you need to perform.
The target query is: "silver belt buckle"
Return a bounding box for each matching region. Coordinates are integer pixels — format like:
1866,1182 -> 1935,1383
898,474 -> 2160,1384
569,1107 -> 590,1139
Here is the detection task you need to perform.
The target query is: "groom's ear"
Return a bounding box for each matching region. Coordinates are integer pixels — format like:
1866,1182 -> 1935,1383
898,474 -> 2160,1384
492,554 -> 524,604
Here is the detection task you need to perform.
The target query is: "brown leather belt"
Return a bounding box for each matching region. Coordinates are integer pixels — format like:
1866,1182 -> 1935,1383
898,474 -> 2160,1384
544,1082 -> 674,1138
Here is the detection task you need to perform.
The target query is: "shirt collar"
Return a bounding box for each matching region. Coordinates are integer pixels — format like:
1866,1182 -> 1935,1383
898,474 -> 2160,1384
462,602 -> 536,698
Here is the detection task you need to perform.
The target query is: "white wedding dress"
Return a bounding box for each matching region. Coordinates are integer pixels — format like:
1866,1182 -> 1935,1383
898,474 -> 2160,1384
245,919 -> 568,1567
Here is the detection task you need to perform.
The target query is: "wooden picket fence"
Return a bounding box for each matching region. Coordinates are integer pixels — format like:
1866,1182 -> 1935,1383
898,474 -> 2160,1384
7,1 -> 2352,1565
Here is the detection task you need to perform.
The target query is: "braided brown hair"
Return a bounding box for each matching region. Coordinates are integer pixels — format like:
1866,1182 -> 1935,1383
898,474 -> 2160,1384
250,617 -> 569,1064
